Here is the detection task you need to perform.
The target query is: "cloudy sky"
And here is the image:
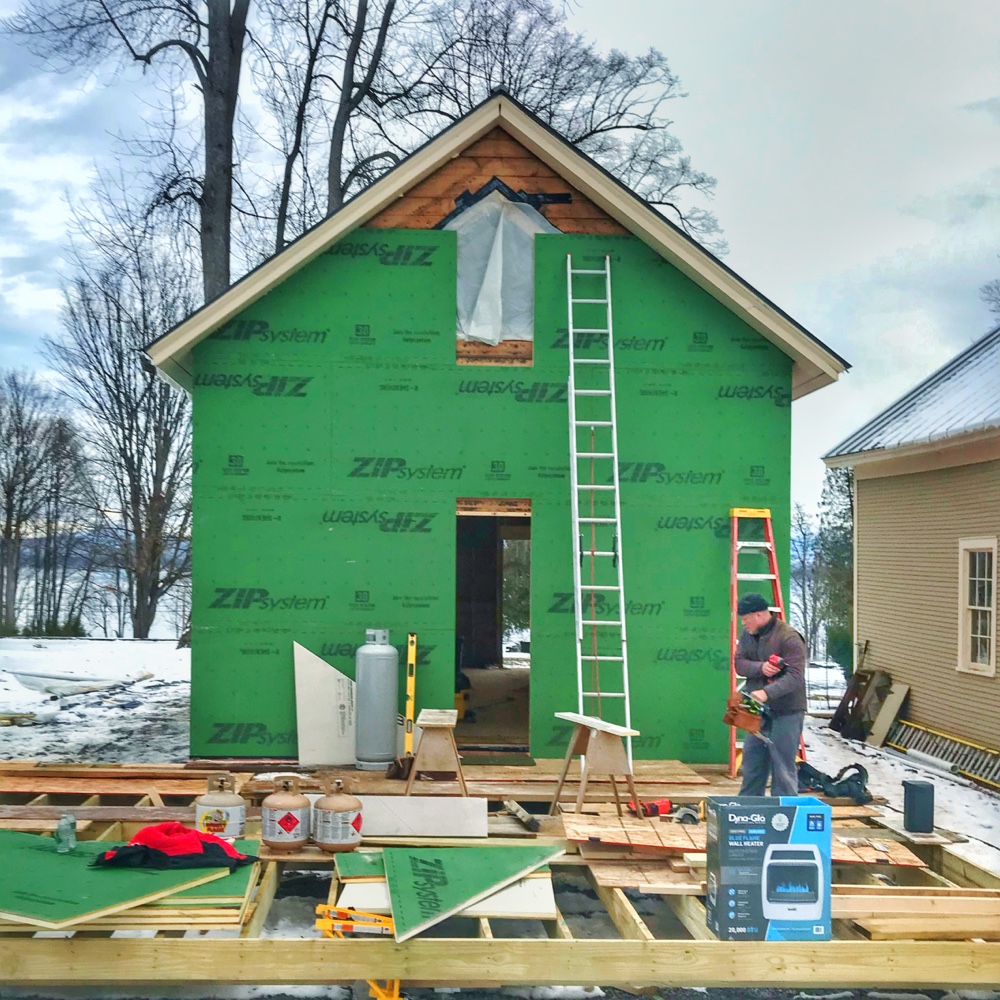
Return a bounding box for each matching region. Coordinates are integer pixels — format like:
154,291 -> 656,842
1,1 -> 998,510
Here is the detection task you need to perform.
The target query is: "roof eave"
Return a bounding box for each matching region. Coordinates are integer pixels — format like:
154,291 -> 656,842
824,423 -> 1000,473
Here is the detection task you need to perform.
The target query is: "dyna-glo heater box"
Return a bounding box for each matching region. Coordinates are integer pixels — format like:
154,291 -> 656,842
705,796 -> 831,941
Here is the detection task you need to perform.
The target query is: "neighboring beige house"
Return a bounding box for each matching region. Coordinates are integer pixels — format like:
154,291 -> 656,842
824,325 -> 1000,752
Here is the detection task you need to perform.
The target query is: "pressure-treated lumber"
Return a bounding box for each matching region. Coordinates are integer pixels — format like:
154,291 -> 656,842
664,894 -> 716,942
1,938 -> 999,987
857,916 -> 1000,941
589,879 -> 654,942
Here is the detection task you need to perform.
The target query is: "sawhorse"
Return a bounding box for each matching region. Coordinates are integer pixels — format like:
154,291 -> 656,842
548,711 -> 641,816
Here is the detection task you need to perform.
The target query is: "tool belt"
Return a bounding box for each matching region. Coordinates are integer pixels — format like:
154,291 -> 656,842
722,692 -> 763,735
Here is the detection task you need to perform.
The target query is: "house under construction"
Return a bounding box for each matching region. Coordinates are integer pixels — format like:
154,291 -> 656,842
145,93 -> 848,761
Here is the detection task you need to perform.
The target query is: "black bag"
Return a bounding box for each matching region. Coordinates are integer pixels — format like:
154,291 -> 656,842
797,761 -> 872,805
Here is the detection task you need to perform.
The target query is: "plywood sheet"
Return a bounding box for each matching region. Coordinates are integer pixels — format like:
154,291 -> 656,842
337,873 -> 557,920
0,831 -> 229,929
293,642 -> 355,767
383,845 -> 562,941
357,796 -> 488,838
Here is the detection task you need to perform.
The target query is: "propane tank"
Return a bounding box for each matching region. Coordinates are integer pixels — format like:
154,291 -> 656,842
312,777 -> 363,853
195,772 -> 246,839
261,775 -> 311,852
355,628 -> 399,770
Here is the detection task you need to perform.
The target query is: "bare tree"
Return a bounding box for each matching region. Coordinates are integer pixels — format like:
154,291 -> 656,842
789,502 -> 820,656
5,0 -> 250,301
46,193 -> 196,639
981,275 -> 1000,321
816,467 -> 855,676
0,373 -> 58,633
22,416 -> 99,636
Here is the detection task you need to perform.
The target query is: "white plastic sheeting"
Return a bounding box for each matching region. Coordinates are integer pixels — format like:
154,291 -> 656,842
444,190 -> 559,344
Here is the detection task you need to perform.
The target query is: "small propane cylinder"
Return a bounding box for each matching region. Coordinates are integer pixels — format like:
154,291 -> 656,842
261,775 -> 311,852
355,628 -> 399,770
311,777 -> 363,853
195,772 -> 246,839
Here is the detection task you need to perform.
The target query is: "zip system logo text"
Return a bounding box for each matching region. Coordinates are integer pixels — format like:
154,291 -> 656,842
717,384 -> 791,407
326,241 -> 438,267
348,457 -> 464,481
209,588 -> 328,612
193,373 -> 312,397
214,319 -> 327,344
457,379 -> 566,403
321,509 -> 437,533
615,463 -> 723,486
548,592 -> 663,617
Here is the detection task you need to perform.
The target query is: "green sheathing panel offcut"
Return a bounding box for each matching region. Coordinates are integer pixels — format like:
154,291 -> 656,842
383,845 -> 563,941
189,227 -> 791,762
0,831 -> 230,929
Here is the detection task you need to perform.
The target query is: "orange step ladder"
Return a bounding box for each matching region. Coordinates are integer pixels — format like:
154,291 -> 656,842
728,507 -> 806,778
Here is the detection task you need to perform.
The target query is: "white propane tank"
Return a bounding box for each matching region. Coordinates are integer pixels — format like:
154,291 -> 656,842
354,628 -> 399,770
195,772 -> 246,838
312,777 -> 363,853
261,775 -> 311,852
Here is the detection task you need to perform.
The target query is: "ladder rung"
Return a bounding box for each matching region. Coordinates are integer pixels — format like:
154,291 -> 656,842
573,358 -> 611,365
571,269 -> 607,275
582,691 -> 626,698
572,298 -> 608,304
579,517 -> 617,524
737,573 -> 778,581
581,655 -> 625,661
574,328 -> 609,333
581,619 -> 623,626
583,550 -> 616,557
574,389 -> 612,396
577,452 -> 614,458
575,420 -> 613,426
580,585 -> 620,591
576,484 -> 615,490
737,541 -> 773,550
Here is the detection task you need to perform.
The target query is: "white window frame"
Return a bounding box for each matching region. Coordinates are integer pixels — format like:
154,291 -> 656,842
957,536 -> 997,677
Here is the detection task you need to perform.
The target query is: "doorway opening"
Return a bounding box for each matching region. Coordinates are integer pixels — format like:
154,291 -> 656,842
454,498 -> 531,751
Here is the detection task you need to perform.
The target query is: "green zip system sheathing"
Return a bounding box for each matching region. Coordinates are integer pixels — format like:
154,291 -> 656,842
191,229 -> 791,761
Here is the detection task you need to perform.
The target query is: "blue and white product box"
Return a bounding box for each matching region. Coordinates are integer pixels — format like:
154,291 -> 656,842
705,796 -> 831,941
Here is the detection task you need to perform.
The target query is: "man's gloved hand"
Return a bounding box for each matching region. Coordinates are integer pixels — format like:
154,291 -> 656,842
762,654 -> 787,678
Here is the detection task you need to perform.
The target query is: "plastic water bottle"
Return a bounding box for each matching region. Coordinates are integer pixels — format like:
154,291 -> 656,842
55,813 -> 76,853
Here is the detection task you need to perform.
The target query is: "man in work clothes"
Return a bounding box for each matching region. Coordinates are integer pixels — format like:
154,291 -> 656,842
734,592 -> 807,797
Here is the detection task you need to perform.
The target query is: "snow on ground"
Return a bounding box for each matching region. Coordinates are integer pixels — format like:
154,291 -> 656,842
0,638 -> 190,762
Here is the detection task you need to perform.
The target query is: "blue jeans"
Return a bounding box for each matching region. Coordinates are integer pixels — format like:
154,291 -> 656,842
740,711 -> 804,797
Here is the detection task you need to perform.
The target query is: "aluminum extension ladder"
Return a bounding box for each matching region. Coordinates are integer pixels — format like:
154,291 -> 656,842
565,253 -> 633,763
728,506 -> 805,776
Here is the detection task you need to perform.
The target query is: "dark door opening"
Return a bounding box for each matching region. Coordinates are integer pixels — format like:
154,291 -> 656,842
455,500 -> 530,750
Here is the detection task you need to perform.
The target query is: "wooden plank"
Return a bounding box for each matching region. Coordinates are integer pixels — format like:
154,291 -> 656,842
866,683 -> 910,747
588,862 -> 702,894
857,916 -> 1000,941
665,894 -> 716,941
241,862 -> 280,939
3,937 -> 1000,987
544,906 -> 573,939
0,778 -> 205,796
833,894 -> 1000,918
589,880 -> 654,942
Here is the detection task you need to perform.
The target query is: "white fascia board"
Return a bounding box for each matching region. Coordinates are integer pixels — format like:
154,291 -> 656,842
494,102 -> 846,398
145,100 -> 507,384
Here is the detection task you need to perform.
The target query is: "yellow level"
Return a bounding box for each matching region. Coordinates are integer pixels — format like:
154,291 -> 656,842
730,507 -> 771,518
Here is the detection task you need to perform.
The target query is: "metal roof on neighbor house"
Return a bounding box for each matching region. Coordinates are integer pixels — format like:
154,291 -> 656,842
825,324 -> 1000,461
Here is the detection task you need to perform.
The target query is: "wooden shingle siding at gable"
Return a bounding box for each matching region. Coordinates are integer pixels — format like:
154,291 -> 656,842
368,127 -> 629,235
856,459 -> 1000,749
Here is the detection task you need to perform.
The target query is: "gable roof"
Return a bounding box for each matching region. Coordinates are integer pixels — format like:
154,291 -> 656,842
825,324 -> 1000,466
145,92 -> 849,396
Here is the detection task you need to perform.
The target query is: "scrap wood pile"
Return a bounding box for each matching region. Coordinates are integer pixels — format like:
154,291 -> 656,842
0,828 -> 267,935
